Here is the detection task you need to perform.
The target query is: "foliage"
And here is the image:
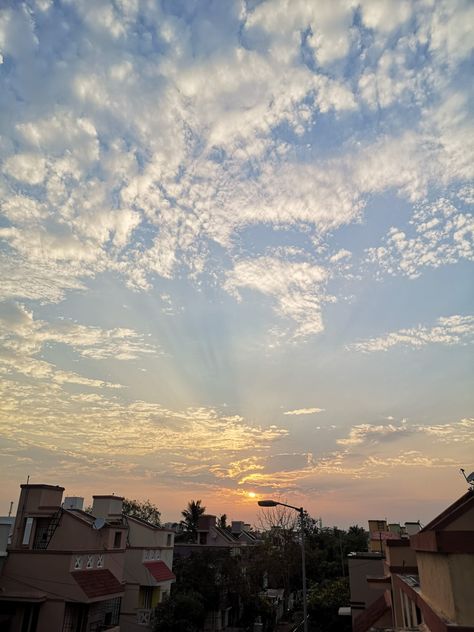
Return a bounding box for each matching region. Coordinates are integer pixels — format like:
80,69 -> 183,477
85,497 -> 161,526
305,524 -> 368,583
179,499 -> 205,542
217,513 -> 228,529
153,591 -> 205,632
122,498 -> 161,526
307,577 -> 351,632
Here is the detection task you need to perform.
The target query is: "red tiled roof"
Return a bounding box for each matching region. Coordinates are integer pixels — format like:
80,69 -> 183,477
71,569 -> 124,599
143,560 -> 176,583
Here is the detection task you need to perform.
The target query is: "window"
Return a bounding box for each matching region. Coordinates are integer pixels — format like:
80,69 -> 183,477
33,518 -> 51,550
113,531 -> 122,548
22,518 -> 33,545
86,555 -> 94,569
139,587 -> 160,609
199,532 -> 207,545
74,556 -> 82,570
154,550 -> 160,560
167,534 -> 172,546
96,554 -> 104,568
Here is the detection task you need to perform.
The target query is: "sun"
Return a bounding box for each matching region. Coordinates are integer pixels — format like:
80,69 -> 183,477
247,491 -> 257,498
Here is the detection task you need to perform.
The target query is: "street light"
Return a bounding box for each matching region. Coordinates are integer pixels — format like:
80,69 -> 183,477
257,500 -> 308,632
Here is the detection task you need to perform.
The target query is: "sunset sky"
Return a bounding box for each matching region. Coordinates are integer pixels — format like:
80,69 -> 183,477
0,0 -> 473,528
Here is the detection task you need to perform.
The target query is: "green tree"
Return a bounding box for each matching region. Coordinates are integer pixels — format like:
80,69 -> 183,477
307,577 -> 351,632
85,498 -> 161,526
122,498 -> 161,526
180,499 -> 205,542
153,591 -> 205,632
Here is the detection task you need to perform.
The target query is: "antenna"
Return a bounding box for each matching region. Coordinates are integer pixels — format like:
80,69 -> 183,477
460,468 -> 474,488
92,517 -> 106,530
8,502 -> 14,517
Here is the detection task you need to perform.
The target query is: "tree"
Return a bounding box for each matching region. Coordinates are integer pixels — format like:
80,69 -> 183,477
217,513 -> 228,529
85,498 -> 161,526
307,577 -> 351,632
180,499 -> 205,541
153,591 -> 205,632
122,498 -> 161,526
256,504 -> 299,532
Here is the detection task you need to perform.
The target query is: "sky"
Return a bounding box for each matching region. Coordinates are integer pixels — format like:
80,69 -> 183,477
0,0 -> 473,528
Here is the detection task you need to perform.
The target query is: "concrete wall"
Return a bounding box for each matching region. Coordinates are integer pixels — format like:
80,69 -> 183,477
418,551 -> 474,625
417,551 -> 455,621
444,504 -> 474,530
449,553 -> 474,624
385,541 -> 417,569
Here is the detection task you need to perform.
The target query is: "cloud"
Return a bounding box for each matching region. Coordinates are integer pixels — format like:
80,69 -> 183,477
0,376 -> 288,488
283,407 -> 325,416
0,0 -> 471,345
0,301 -> 160,387
224,257 -> 329,338
3,153 -> 46,184
366,196 -> 474,279
349,315 -> 474,352
337,422 -> 412,446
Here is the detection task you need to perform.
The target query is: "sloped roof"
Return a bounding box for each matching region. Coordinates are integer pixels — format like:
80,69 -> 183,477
352,593 -> 391,632
71,569 -> 124,599
143,560 -> 176,583
419,489 -> 473,532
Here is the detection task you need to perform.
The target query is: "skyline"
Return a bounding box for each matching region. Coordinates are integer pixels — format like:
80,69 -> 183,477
0,0 -> 473,528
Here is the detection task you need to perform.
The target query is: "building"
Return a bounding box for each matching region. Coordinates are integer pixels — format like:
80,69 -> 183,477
347,551 -> 386,628
350,489 -> 474,631
113,501 -> 175,631
173,514 -> 258,631
0,484 -> 125,632
0,485 -> 176,632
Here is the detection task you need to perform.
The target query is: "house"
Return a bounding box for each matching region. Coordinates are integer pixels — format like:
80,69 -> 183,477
230,521 -> 259,545
0,484 -> 126,632
347,551 -> 385,628
105,498 -> 175,631
0,485 -> 176,632
174,514 -> 242,558
350,489 -> 474,631
172,515 -> 259,631
393,488 -> 474,630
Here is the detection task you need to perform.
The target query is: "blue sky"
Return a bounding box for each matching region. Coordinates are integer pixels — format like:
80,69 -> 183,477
0,0 -> 473,526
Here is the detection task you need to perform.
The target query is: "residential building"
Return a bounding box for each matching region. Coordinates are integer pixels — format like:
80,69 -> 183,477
0,485 -> 176,632
350,489 -> 474,631
114,503 -> 175,631
347,551 -> 386,628
174,514 -> 242,557
0,484 -> 125,632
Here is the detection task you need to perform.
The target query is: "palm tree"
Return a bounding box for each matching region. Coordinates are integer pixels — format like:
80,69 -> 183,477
181,500 -> 206,542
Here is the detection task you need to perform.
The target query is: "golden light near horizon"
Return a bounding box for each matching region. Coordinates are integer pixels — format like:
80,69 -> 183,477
247,492 -> 257,498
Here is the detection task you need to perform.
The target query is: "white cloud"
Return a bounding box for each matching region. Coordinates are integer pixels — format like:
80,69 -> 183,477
349,314 -> 474,352
0,0 -> 472,342
366,197 -> 474,278
284,407 -> 325,416
337,423 -> 410,446
224,257 -> 329,337
0,301 -> 160,387
3,153 -> 46,184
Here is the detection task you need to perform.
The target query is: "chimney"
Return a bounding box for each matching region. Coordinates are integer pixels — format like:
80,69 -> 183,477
92,495 -> 123,521
231,521 -> 245,534
63,497 -> 84,511
405,521 -> 421,536
197,515 -> 216,531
